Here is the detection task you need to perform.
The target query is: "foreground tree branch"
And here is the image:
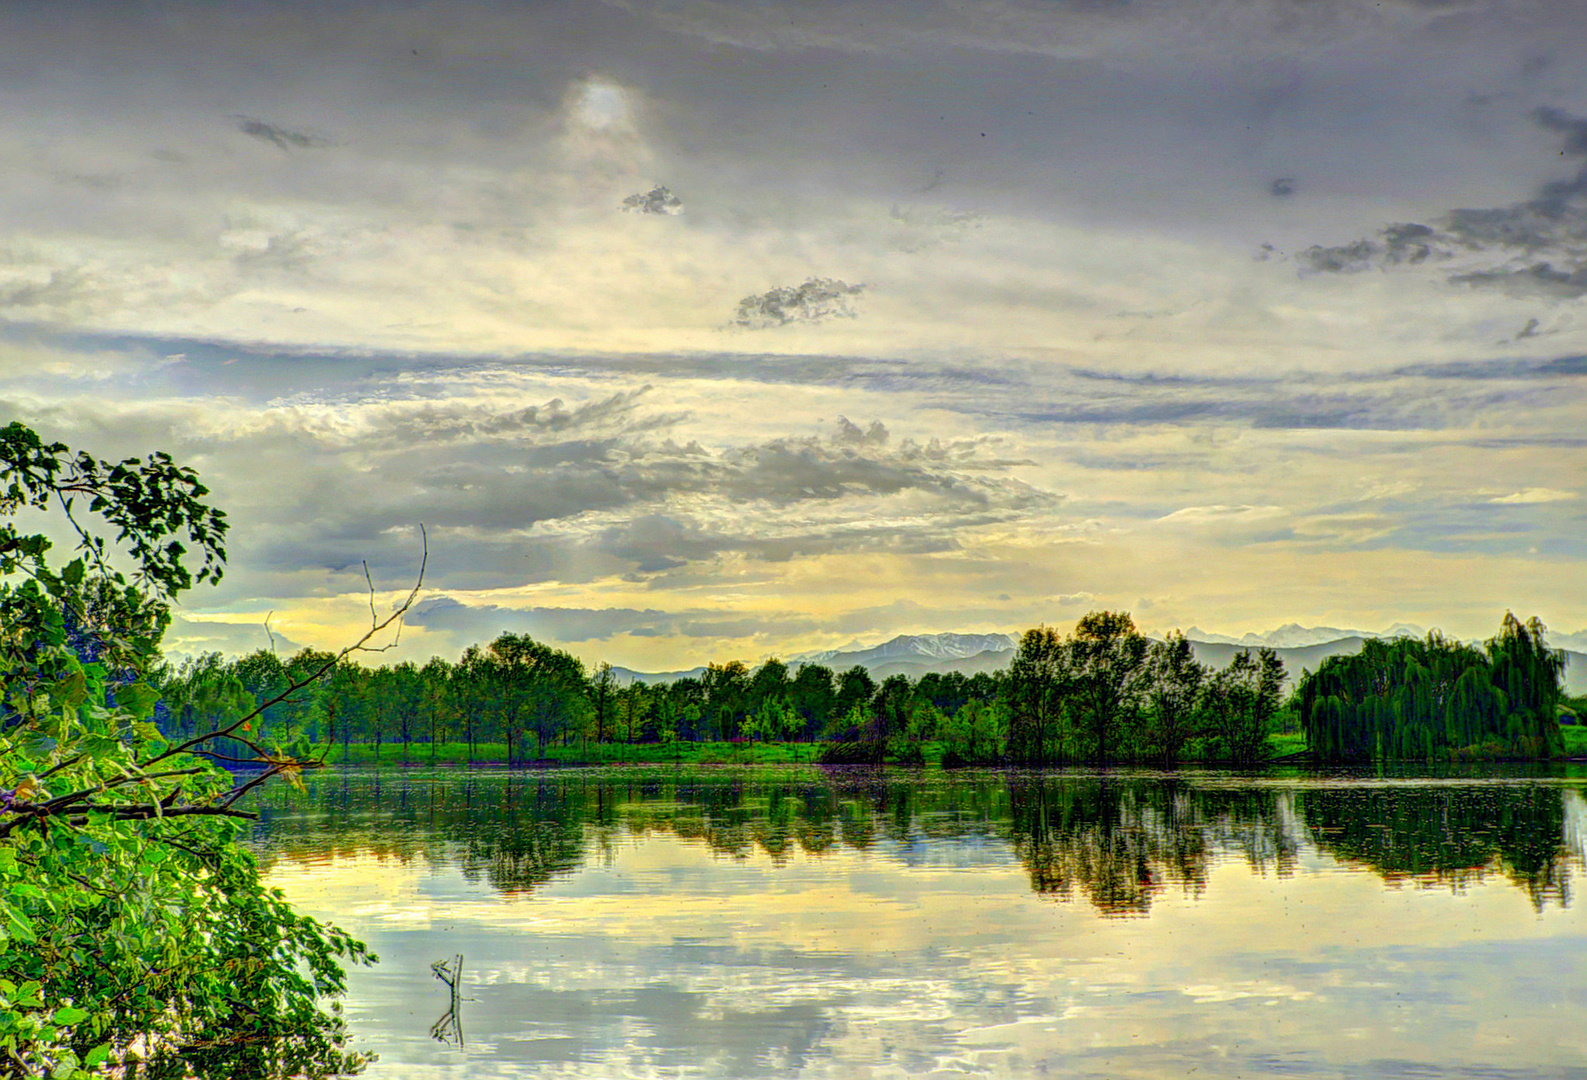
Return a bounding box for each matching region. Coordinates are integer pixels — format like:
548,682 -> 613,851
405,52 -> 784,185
0,421 -> 385,1079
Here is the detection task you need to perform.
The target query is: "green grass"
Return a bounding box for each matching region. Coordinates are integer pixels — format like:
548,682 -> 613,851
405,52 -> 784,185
317,740 -> 829,767
313,734 -> 1311,768
310,725 -> 1587,767
1562,724 -> 1587,757
1265,732 -> 1308,759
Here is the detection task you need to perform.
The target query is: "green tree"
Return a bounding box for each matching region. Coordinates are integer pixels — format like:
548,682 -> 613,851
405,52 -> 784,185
1067,611 -> 1148,763
1138,632 -> 1206,764
939,698 -> 1006,765
0,421 -> 414,1078
872,674 -> 914,738
1487,613 -> 1566,758
588,661 -> 618,744
1297,619 -> 1564,762
1005,626 -> 1068,764
833,665 -> 876,723
789,663 -> 836,739
702,661 -> 750,741
1201,648 -> 1285,764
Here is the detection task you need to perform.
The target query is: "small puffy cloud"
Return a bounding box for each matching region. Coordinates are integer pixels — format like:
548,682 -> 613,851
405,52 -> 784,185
234,116 -> 332,151
621,185 -> 683,215
833,417 -> 888,447
732,278 -> 865,329
0,269 -> 102,317
1300,224 -> 1439,275
1489,487 -> 1578,504
1301,239 -> 1377,274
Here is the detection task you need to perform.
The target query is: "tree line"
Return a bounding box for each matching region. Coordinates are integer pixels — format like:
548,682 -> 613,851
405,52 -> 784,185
152,611 -> 1572,769
151,610 -> 1304,766
154,633 -> 1006,764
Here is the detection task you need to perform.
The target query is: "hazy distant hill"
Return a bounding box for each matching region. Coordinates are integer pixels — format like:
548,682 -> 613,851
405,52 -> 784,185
610,628 -> 1585,693
1183,623 -> 1427,649
793,632 -> 1017,670
609,664 -> 708,686
1185,637 -> 1586,693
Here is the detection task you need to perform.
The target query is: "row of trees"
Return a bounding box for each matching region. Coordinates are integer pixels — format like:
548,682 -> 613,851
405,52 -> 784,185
1298,614 -> 1567,762
1004,612 -> 1287,766
155,639 -> 1007,764
153,611 -> 1301,768
156,610 -> 1575,770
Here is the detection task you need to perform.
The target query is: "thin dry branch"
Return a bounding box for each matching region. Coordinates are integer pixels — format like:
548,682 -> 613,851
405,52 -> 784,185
0,527 -> 429,837
143,524 -> 426,771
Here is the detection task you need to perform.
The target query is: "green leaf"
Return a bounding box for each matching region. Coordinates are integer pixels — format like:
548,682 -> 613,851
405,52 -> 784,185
54,670 -> 88,709
51,1006 -> 88,1025
83,1044 -> 110,1068
0,904 -> 34,945
116,683 -> 159,721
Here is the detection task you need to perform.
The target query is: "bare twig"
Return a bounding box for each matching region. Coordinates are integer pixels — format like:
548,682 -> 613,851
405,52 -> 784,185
142,525 -> 426,771
0,527 -> 430,836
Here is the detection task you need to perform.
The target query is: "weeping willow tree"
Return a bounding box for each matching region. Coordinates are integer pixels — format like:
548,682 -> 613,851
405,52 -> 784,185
1299,614 -> 1565,762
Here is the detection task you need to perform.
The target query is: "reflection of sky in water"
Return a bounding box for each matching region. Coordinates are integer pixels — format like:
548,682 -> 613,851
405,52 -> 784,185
260,773 -> 1587,1078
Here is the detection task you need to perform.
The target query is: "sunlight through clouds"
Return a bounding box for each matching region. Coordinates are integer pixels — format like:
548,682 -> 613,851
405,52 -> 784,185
1,0 -> 1585,664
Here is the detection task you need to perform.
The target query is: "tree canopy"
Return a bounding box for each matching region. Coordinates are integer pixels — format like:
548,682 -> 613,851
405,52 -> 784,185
0,421 -> 380,1078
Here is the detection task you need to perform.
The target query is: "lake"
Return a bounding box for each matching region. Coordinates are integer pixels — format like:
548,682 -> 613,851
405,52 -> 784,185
252,766 -> 1587,1079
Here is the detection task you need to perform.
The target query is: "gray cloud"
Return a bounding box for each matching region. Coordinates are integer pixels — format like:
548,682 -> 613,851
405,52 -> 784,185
1269,177 -> 1295,197
235,116 -> 332,151
1299,108 -> 1587,294
0,269 -> 101,315
622,185 -> 683,215
35,380 -> 1053,601
732,278 -> 865,329
1452,261 -> 1587,298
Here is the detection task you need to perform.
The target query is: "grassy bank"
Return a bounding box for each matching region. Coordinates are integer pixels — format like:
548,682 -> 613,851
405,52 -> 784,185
317,740 -> 828,767
313,734 -> 1316,768
1563,724 -> 1587,757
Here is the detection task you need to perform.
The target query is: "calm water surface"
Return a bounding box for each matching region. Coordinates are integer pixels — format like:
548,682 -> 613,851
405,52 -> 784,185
252,767 -> 1587,1079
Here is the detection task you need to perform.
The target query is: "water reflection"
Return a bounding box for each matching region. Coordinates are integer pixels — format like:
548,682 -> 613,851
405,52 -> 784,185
253,769 -> 1580,911
253,768 -> 1587,1080
1300,782 -> 1572,908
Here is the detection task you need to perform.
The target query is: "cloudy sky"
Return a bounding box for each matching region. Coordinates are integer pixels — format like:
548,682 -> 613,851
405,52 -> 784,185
5,0 -> 1586,668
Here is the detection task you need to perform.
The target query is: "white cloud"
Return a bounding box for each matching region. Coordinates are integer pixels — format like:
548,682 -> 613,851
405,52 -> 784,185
1489,487 -> 1578,504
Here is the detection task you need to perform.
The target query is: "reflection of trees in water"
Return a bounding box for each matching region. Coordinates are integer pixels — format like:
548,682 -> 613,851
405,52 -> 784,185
1005,778 -> 1296,915
1298,784 -> 1571,909
250,770 -> 1576,910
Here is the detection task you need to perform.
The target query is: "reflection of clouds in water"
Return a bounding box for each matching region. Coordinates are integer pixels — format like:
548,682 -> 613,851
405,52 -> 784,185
266,829 -> 1587,1079
257,774 -> 1587,1077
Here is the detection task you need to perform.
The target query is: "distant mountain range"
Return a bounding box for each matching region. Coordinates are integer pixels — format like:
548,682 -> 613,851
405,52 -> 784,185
1182,622 -> 1429,649
611,627 -> 1587,692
